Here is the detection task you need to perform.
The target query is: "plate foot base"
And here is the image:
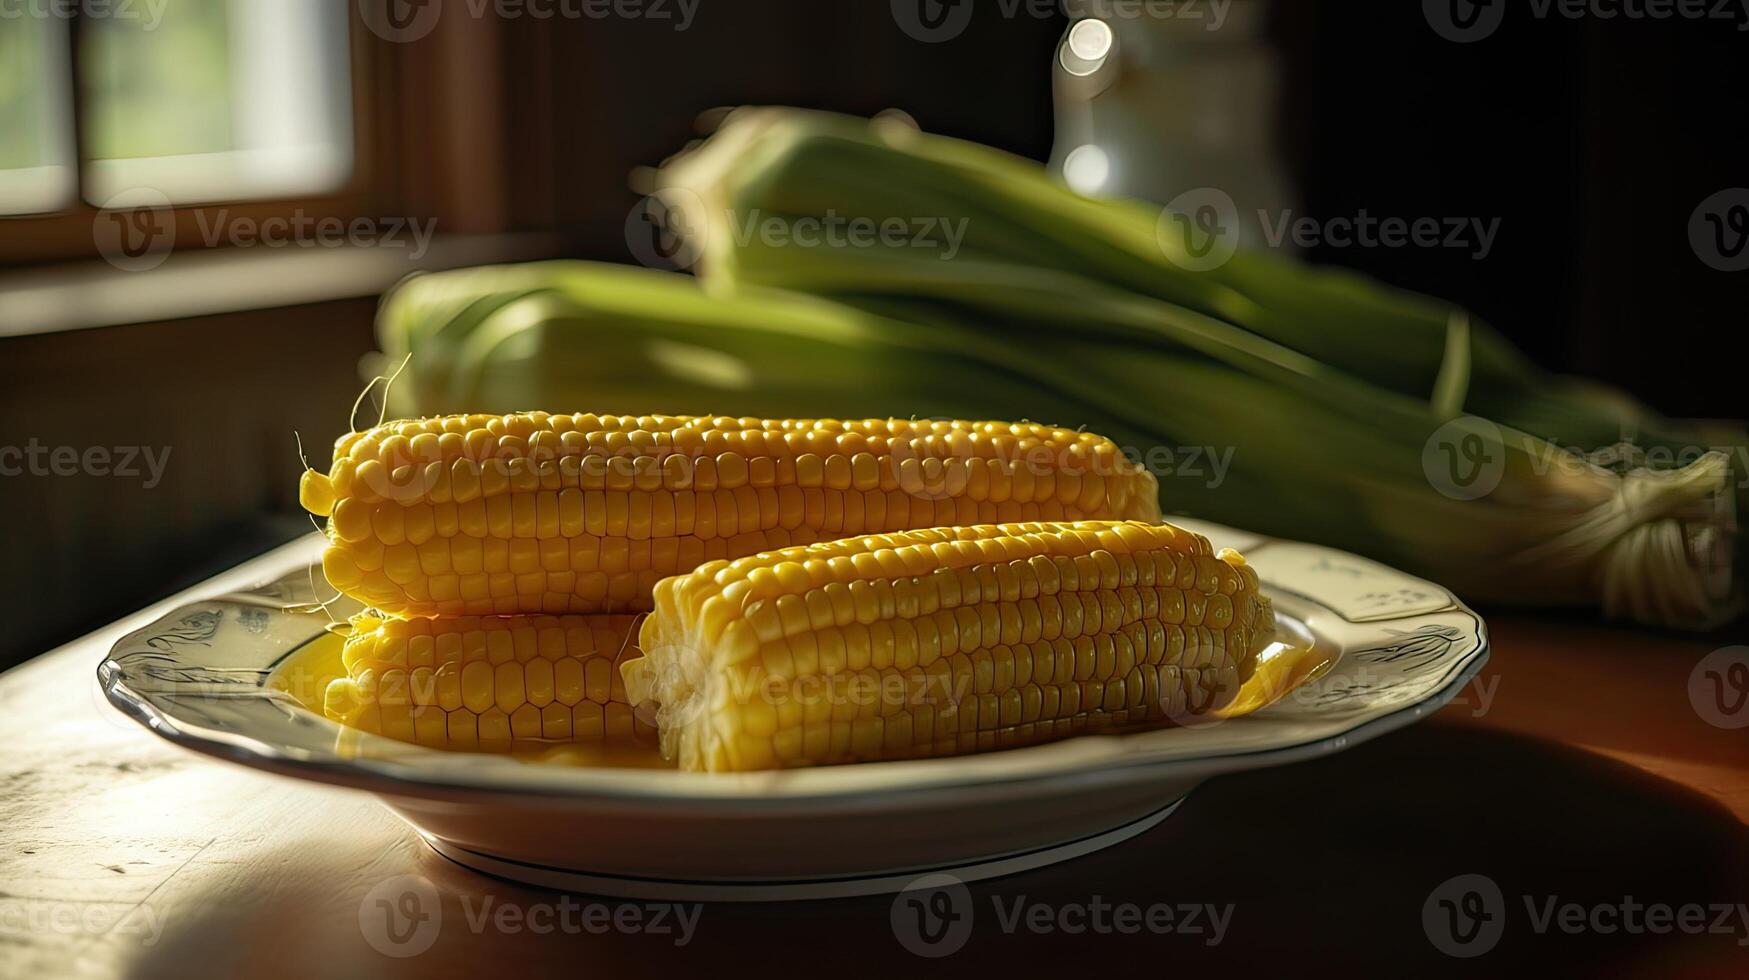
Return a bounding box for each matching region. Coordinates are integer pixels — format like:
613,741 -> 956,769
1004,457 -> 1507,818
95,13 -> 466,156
422,797 -> 1185,902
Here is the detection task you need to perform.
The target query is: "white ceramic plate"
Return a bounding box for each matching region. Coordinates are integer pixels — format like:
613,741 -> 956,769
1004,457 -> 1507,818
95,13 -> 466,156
101,522 -> 1487,901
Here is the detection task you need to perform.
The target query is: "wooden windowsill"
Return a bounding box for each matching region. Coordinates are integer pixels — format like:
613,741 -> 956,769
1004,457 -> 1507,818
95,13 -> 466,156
0,232 -> 566,338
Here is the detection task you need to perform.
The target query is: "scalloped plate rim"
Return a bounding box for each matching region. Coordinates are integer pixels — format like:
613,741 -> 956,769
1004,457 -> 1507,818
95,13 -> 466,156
99,528 -> 1489,811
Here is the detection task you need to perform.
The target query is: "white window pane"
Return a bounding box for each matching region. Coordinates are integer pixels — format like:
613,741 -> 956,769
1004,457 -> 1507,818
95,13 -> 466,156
82,0 -> 353,206
0,15 -> 75,215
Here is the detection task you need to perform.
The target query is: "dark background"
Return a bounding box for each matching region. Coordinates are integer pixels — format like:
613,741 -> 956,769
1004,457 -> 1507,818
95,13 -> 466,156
1,0 -> 1745,668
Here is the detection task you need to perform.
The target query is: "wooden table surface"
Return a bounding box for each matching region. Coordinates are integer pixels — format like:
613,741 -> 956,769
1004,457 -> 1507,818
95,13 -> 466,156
3,547 -> 1745,978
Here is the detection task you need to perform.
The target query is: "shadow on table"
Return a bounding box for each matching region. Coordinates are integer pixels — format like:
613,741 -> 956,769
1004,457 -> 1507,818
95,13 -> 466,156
121,725 -> 1749,979
1464,615 -> 1749,778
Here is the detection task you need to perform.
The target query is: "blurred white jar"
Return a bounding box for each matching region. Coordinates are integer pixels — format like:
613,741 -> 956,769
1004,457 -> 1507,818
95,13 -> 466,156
1050,0 -> 1293,251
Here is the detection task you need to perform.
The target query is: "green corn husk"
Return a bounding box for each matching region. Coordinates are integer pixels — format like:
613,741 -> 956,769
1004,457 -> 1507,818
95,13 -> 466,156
374,260 -> 1114,422
377,259 -> 1739,629
646,108 -> 1742,629
656,107 -> 1748,478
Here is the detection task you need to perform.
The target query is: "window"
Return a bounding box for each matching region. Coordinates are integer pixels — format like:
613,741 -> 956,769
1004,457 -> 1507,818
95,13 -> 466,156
0,0 -> 353,216
0,14 -> 75,214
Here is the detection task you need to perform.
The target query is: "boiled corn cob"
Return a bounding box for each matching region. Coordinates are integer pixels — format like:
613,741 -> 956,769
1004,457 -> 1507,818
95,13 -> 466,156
300,413 -> 1161,618
625,520 -> 1273,772
323,613 -> 652,751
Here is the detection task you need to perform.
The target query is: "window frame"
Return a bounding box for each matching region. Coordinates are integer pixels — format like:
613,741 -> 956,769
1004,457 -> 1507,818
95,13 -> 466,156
0,7 -> 397,268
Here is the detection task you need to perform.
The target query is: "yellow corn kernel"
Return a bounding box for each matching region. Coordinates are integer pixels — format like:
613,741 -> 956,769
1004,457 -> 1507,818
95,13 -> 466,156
305,414 -> 1160,617
323,612 -> 654,751
627,521 -> 1273,772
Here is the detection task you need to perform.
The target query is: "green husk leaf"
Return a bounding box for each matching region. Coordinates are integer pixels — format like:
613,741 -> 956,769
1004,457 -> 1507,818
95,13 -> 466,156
650,107 -> 1743,629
